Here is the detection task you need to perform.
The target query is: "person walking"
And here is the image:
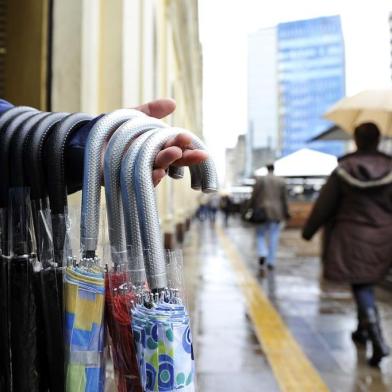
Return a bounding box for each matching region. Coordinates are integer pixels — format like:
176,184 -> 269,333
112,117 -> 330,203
249,164 -> 290,271
302,123 -> 391,367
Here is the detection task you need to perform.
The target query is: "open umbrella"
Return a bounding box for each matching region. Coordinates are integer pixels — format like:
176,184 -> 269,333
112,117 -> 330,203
65,109 -> 141,392
120,127 -> 217,391
324,89 -> 392,136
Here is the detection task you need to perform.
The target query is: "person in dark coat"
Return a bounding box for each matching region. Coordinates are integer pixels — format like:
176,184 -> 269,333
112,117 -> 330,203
249,164 -> 290,271
302,122 -> 391,366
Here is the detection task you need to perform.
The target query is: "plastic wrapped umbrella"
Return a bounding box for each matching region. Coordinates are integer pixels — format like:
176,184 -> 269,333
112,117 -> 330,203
103,114 -> 194,391
121,127 -> 217,391
25,112 -> 85,392
64,109 -> 142,392
104,116 -> 165,392
0,106 -> 36,392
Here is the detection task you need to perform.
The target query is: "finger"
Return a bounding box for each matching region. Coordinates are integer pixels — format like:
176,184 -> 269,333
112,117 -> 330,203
152,168 -> 166,187
170,149 -> 208,166
164,133 -> 193,150
134,98 -> 176,119
154,146 -> 183,170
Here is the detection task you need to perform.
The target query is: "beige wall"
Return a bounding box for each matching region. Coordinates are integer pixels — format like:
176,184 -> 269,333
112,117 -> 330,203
4,0 -> 49,109
52,0 -> 204,243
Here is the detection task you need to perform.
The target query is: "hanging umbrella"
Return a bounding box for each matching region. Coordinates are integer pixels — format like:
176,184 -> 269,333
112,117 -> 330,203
324,89 -> 392,136
65,109 -> 141,392
104,115 -> 207,391
0,106 -> 36,392
0,108 -> 41,392
45,113 -> 93,265
0,106 -> 34,254
43,113 -> 93,392
121,127 -> 217,391
24,112 -> 79,392
104,116 -> 164,392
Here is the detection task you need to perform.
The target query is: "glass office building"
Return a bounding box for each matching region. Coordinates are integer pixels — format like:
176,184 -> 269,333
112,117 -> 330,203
278,16 -> 345,156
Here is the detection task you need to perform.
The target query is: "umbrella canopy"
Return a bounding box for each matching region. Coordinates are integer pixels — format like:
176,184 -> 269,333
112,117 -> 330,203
254,148 -> 338,177
324,89 -> 392,136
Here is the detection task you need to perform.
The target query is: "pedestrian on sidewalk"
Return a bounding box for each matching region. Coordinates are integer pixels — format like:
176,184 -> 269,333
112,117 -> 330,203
249,164 -> 290,272
302,122 -> 391,367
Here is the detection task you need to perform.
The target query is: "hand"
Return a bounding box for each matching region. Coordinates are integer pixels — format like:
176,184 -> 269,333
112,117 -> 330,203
135,99 -> 208,186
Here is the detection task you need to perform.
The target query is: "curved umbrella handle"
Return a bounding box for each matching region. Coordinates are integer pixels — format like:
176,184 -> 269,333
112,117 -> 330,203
0,106 -> 35,130
81,109 -> 144,256
0,109 -> 39,207
45,113 -> 93,265
132,128 -> 218,290
104,117 -> 166,266
24,112 -> 69,202
45,113 -> 93,214
120,129 -> 158,284
0,108 -> 38,254
10,112 -> 49,188
172,127 -> 218,193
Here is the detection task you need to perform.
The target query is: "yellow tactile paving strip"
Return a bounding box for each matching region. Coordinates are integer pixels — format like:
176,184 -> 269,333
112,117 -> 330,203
216,226 -> 330,392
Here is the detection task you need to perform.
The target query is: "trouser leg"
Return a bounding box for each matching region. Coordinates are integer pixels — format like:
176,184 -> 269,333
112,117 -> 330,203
266,221 -> 282,267
256,224 -> 268,259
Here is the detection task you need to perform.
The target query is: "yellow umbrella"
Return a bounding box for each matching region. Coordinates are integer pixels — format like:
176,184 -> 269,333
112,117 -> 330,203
324,89 -> 392,136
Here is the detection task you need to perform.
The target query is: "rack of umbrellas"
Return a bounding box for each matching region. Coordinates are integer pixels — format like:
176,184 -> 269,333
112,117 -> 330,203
0,106 -> 217,392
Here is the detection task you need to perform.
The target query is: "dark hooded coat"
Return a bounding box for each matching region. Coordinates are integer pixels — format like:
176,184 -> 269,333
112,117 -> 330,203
302,151 -> 392,284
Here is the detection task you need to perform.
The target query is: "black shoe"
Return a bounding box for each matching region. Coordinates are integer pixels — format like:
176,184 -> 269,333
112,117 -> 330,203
352,310 -> 369,345
351,329 -> 368,345
259,257 -> 266,266
365,307 -> 390,366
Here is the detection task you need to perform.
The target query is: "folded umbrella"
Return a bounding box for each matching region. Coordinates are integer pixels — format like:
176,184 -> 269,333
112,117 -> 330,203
25,112 -> 80,392
105,118 -> 206,391
65,109 -> 142,392
0,108 -> 41,392
45,113 -> 93,265
104,116 -> 165,392
121,127 -> 217,391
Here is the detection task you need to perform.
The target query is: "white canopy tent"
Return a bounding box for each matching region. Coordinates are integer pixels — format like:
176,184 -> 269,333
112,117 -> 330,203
254,148 -> 338,177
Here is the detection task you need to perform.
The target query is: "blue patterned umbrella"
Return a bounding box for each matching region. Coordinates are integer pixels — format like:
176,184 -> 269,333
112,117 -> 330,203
131,298 -> 195,392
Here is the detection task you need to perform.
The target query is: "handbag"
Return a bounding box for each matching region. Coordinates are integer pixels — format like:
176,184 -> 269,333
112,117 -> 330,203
244,207 -> 267,224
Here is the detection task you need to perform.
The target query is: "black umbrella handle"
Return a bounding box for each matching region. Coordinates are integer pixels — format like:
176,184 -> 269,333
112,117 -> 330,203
0,108 -> 38,208
44,113 -> 92,264
45,113 -> 93,214
24,112 -> 69,202
10,112 -> 49,188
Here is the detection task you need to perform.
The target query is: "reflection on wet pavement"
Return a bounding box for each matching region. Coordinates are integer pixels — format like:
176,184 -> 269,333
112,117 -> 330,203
182,216 -> 392,392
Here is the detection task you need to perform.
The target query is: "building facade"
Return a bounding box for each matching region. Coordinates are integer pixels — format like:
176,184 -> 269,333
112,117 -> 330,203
247,27 -> 278,176
245,15 -> 346,182
278,16 -> 346,156
1,0 -> 203,248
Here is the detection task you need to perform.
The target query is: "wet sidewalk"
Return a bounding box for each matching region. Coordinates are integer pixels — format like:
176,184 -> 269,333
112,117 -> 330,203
182,216 -> 392,391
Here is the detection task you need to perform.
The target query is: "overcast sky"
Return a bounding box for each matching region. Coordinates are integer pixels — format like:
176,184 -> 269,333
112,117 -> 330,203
198,0 -> 392,179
